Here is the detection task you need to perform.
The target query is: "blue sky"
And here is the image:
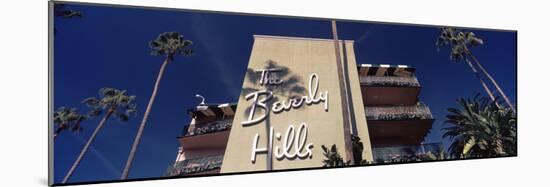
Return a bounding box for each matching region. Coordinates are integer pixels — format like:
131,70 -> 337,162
53,3 -> 516,184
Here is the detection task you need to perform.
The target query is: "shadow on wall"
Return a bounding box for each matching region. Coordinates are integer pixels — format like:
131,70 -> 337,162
240,60 -> 310,168
242,60 -> 307,122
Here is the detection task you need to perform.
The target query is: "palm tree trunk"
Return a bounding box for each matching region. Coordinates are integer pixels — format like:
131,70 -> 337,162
495,139 -> 506,156
62,110 -> 113,183
121,57 -> 171,179
466,50 -> 516,113
331,20 -> 355,164
465,59 -> 499,106
494,133 -> 506,156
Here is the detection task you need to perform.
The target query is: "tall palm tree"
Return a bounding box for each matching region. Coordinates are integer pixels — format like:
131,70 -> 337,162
442,95 -> 516,158
53,107 -> 87,139
53,4 -> 83,35
54,4 -> 83,18
121,32 -> 193,179
62,88 -> 137,183
436,27 -> 515,113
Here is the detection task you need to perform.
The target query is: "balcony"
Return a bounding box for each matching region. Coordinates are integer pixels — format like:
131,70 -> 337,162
360,76 -> 420,87
366,104 -> 433,121
178,119 -> 233,150
373,143 -> 444,163
360,76 -> 421,106
166,154 -> 224,176
184,119 -> 233,137
365,104 -> 434,147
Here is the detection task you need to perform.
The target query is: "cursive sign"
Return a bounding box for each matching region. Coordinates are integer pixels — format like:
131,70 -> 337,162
251,123 -> 314,162
244,68 -> 328,163
242,73 -> 328,126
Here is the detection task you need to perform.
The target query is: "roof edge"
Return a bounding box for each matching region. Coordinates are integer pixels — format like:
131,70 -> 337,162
253,35 -> 354,43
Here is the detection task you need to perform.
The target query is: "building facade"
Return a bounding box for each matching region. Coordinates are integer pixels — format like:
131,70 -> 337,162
358,64 -> 439,162
166,103 -> 236,176
167,35 -> 436,176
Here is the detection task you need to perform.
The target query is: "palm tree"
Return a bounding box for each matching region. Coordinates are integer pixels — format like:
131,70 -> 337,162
53,107 -> 87,139
121,32 -> 193,179
53,4 -> 83,35
442,95 -> 516,158
62,88 -> 137,183
436,27 -> 515,113
54,4 -> 83,18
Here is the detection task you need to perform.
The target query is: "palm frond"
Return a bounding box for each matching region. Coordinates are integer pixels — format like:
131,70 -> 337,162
442,94 -> 517,158
83,87 -> 138,123
436,27 -> 484,63
53,106 -> 88,137
149,32 -> 194,59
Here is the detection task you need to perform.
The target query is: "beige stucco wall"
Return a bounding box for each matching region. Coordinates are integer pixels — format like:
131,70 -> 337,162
221,35 -> 372,173
342,41 -> 374,162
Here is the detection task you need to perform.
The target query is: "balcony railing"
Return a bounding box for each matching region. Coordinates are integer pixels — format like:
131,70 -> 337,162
373,143 -> 444,163
184,119 -> 233,137
365,104 -> 433,121
166,154 -> 224,176
360,76 -> 420,87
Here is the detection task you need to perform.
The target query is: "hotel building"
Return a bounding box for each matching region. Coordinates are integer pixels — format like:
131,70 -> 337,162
167,35 -> 437,176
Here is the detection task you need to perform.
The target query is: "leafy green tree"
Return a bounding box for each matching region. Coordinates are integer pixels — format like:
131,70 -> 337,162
62,88 -> 137,183
382,150 -> 448,164
442,95 -> 516,158
418,144 -> 448,161
322,136 -> 372,167
436,27 -> 515,113
121,32 -> 193,179
53,107 -> 87,139
321,144 -> 351,167
351,135 -> 364,164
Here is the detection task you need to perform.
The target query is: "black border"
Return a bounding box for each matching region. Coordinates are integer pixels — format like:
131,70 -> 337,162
48,0 -> 519,186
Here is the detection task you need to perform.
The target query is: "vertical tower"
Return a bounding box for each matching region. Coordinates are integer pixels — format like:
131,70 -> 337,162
220,35 -> 374,173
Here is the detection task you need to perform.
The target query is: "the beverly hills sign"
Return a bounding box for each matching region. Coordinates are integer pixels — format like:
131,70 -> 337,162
221,35 -> 372,173
245,68 -> 328,162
